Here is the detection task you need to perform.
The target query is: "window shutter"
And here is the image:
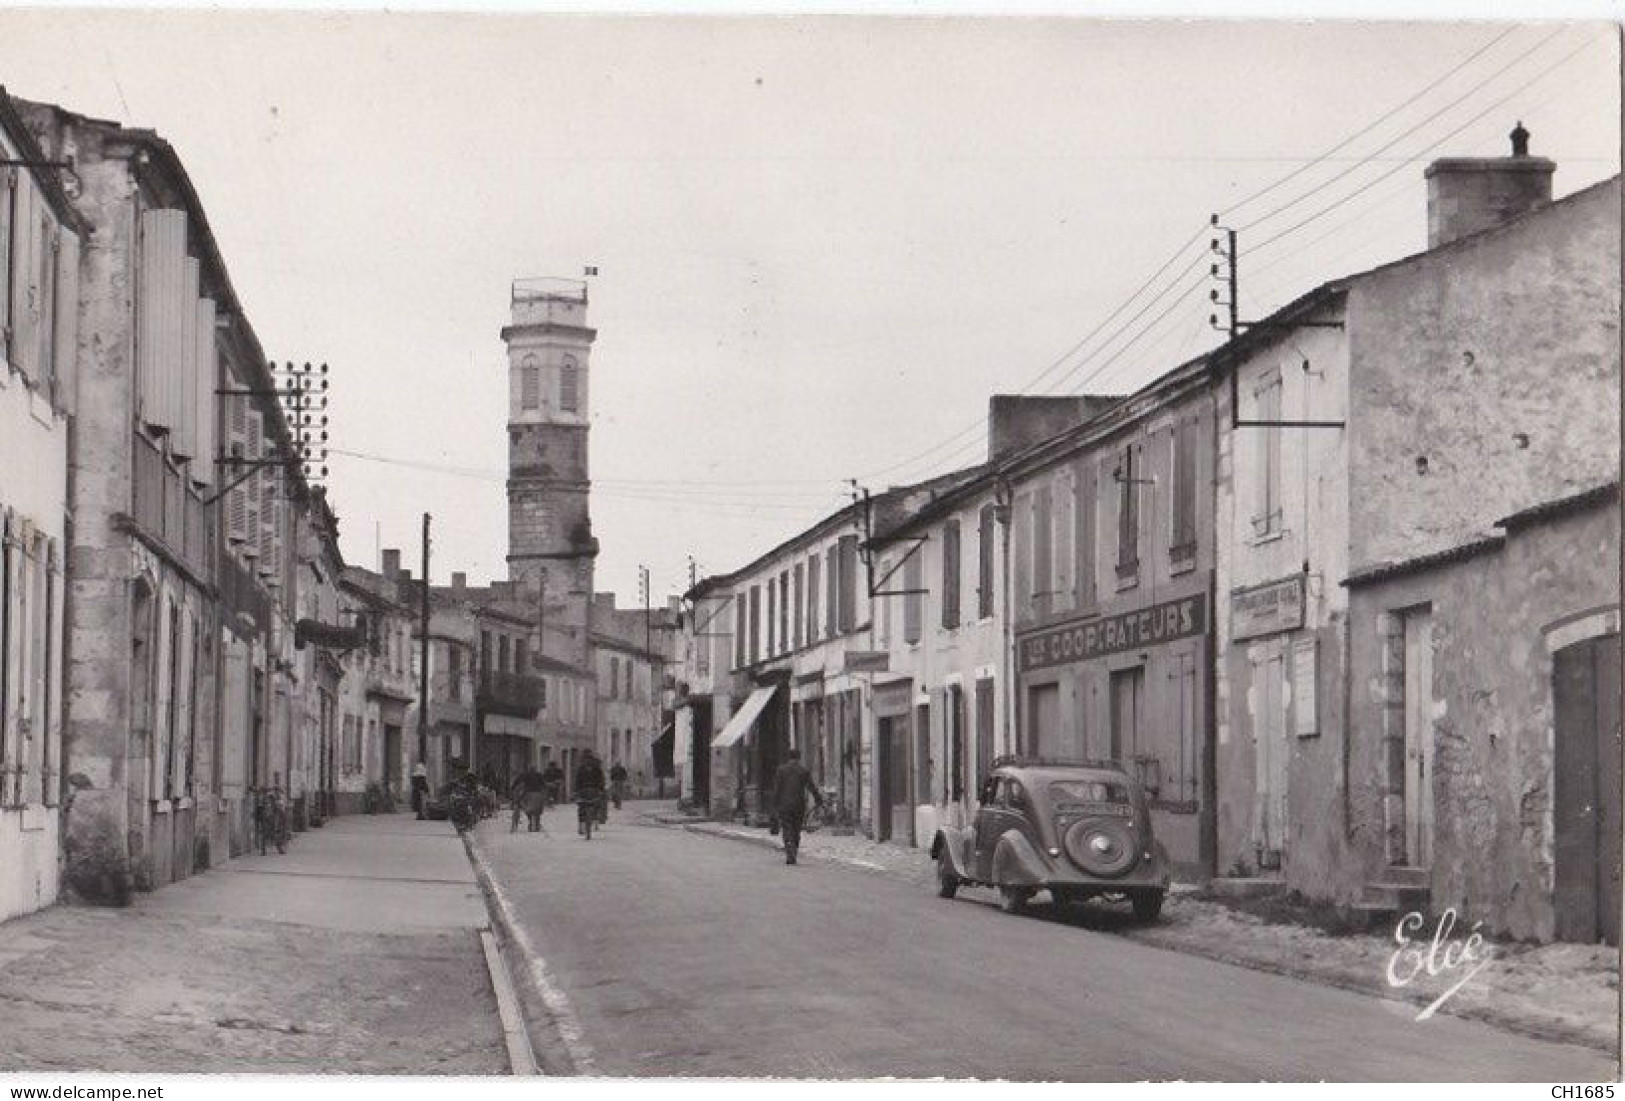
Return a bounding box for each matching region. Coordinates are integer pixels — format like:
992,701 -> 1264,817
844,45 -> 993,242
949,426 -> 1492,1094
941,520 -> 960,630
1012,491 -> 1032,620
0,168 -> 13,348
137,209 -> 187,434
825,545 -> 839,638
977,504 -> 995,620
193,299 -> 216,486
244,411 -> 262,561
1033,484 -> 1052,611
52,229 -> 79,416
8,174 -> 40,383
806,554 -> 820,643
903,549 -> 922,644
838,535 -> 858,634
172,258 -> 200,461
1053,469 -> 1074,610
1117,446 -> 1138,572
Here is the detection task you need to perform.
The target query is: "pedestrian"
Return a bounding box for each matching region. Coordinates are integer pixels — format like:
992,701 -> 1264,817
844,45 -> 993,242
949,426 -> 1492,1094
770,748 -> 824,865
609,760 -> 628,809
511,764 -> 548,832
575,751 -> 607,837
411,760 -> 429,819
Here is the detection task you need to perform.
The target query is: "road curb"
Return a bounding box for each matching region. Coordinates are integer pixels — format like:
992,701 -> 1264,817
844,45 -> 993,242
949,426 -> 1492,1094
460,828 -> 599,1076
478,928 -> 539,1076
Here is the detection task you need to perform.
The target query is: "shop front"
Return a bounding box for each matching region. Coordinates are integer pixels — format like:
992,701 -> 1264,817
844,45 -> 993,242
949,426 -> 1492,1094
1014,587 -> 1213,876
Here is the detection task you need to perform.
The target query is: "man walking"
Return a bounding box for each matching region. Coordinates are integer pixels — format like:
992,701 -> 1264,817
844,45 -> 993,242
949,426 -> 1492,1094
771,749 -> 824,865
411,760 -> 430,819
510,763 -> 548,832
609,760 -> 628,809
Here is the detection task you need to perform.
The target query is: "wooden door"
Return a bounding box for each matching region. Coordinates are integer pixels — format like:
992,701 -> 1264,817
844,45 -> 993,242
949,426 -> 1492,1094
1403,611 -> 1435,867
1027,683 -> 1059,758
1254,650 -> 1287,858
1110,666 -> 1143,764
1555,633 -> 1622,945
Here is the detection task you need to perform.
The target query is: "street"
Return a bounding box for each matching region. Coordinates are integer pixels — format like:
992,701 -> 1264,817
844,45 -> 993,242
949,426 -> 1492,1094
477,810 -> 1615,1081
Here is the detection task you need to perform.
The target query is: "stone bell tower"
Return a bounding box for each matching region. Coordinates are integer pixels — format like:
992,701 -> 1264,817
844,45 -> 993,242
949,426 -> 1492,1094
502,277 -> 598,669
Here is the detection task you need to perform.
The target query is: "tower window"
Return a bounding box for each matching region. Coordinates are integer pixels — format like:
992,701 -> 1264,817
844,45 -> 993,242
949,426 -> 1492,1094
561,357 -> 579,412
521,355 -> 541,410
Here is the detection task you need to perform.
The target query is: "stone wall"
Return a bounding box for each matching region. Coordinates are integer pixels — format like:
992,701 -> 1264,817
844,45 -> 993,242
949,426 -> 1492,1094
1348,177 -> 1620,575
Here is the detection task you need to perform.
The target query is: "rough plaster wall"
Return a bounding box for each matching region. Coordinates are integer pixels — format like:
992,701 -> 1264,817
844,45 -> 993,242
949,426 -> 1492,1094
60,147 -> 139,904
1349,179 -> 1620,573
1348,504 -> 1618,940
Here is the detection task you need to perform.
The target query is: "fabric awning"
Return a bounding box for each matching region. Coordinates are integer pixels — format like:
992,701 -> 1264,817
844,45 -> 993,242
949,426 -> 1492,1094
711,685 -> 778,749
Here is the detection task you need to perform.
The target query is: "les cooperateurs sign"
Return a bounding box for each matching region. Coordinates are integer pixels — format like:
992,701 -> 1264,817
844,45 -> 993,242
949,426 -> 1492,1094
1017,593 -> 1208,673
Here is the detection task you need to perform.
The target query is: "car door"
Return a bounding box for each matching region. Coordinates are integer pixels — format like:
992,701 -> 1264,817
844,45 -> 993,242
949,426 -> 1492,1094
971,777 -> 1007,881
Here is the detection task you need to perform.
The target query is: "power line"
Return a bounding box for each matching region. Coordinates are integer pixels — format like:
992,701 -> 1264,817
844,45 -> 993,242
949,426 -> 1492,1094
1239,25 -> 1570,236
1221,24 -> 1521,219
1249,30 -> 1601,256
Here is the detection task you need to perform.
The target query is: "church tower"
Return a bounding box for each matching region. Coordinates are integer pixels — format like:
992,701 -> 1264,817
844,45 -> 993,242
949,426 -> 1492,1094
502,277 -> 598,669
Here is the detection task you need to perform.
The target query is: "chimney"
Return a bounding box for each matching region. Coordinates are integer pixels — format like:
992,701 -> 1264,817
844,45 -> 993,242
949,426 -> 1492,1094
381,548 -> 401,579
452,571 -> 467,590
1425,121 -> 1554,249
988,395 -> 1119,462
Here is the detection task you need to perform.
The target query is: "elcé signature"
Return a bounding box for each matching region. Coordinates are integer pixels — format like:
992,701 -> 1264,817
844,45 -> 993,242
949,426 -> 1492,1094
1386,908 -> 1494,1020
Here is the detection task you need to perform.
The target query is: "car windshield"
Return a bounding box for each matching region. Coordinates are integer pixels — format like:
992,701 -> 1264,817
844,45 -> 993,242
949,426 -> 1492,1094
1049,780 -> 1130,804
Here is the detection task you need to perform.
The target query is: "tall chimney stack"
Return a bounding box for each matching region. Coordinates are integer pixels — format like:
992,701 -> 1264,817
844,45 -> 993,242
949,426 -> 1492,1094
382,548 -> 401,579
1425,121 -> 1555,249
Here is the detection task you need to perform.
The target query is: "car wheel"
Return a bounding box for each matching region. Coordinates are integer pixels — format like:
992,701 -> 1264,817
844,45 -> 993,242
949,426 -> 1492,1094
1132,889 -> 1165,923
936,851 -> 959,899
999,886 -> 1032,915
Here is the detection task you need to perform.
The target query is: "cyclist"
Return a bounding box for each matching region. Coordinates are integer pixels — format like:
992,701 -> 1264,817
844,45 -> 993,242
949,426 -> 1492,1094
575,751 -> 607,838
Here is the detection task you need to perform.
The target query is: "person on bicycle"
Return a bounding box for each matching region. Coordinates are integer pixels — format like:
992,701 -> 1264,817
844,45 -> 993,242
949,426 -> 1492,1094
771,749 -> 824,866
511,764 -> 548,833
609,761 -> 628,810
575,751 -> 607,837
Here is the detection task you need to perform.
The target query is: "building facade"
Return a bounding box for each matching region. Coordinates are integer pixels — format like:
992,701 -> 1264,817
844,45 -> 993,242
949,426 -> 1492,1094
1212,138 -> 1621,940
1005,372 -> 1218,876
0,91 -> 83,921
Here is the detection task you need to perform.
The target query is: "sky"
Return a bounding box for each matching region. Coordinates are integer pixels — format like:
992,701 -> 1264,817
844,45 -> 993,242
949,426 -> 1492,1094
0,13 -> 1616,605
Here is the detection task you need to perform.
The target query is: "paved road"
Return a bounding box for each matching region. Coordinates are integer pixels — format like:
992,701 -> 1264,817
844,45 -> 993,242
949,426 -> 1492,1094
478,812 -> 1615,1081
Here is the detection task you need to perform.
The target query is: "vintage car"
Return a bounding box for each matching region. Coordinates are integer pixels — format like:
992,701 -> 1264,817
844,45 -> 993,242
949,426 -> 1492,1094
930,756 -> 1171,921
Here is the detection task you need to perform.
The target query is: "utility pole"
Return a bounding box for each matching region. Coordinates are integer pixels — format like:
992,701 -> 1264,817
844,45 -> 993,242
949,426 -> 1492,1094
417,512 -> 431,769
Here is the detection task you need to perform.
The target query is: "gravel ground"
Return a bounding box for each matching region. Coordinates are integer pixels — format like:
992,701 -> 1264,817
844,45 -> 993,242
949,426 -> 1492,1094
669,812 -> 1620,1055
0,899 -> 506,1074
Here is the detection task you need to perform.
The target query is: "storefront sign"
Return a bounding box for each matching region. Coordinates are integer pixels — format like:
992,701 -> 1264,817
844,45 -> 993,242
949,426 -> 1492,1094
1017,593 -> 1207,673
1230,574 -> 1306,642
843,650 -> 890,673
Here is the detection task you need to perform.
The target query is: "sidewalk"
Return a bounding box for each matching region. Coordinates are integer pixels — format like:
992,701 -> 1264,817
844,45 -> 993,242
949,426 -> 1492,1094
655,809 -> 1620,1055
0,813 -> 507,1074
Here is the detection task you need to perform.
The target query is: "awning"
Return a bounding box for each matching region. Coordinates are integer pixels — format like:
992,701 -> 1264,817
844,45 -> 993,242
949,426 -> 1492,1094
711,685 -> 778,750
483,713 -> 535,738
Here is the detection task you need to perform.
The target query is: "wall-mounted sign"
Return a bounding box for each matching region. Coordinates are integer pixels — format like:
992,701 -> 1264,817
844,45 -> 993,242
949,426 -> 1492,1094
1017,593 -> 1207,674
1230,574 -> 1306,642
843,650 -> 891,673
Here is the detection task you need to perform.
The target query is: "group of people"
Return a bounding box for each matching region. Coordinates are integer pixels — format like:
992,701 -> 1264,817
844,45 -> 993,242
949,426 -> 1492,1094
506,752 -> 632,835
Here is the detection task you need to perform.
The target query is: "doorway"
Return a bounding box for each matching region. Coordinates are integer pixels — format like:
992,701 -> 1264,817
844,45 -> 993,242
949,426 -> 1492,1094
1253,647 -> 1287,863
878,715 -> 911,844
1402,609 -> 1435,868
1026,683 -> 1059,757
1554,632 -> 1622,944
384,724 -> 402,797
1109,666 -> 1143,764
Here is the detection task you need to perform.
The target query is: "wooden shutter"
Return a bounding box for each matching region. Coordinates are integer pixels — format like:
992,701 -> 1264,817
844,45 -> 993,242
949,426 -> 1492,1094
1053,469 -> 1074,610
8,174 -> 40,383
1116,446 -> 1138,572
903,550 -> 922,644
1033,484 -> 1052,610
806,554 -> 820,643
137,209 -> 188,433
172,258 -> 200,460
977,504 -> 995,620
941,519 -> 960,630
1012,491 -> 1032,620
193,299 -> 216,486
244,410 -> 262,561
0,168 -> 12,349
52,229 -> 79,416
838,535 -> 858,634
825,545 -> 839,638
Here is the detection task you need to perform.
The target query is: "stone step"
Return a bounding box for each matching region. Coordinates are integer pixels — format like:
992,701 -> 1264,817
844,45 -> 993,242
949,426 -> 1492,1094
1362,882 -> 1432,912
1378,864 -> 1431,888
1208,875 -> 1287,900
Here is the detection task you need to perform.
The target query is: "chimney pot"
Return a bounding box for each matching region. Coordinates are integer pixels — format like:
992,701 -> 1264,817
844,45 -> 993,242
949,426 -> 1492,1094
1511,120 -> 1530,157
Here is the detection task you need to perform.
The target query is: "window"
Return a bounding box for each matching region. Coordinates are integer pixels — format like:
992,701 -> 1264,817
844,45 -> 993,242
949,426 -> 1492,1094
499,634 -> 510,675
941,519 -> 961,630
560,356 -> 579,412
825,544 -> 839,638
748,585 -> 760,664
766,578 -> 776,655
977,504 -> 995,620
792,564 -> 804,649
521,354 -> 541,410
609,655 -> 620,699
448,644 -> 462,700
1116,445 -> 1139,578
625,656 -> 633,700
1032,483 -> 1053,612
481,630 -> 492,677
779,572 -> 789,653
1109,665 -> 1143,763
1171,417 -> 1198,561
974,677 -> 996,793
515,637 -> 527,673
903,549 -> 922,645
735,597 -> 748,669
947,684 -> 966,803
1254,373 -> 1283,537
806,555 -> 820,644
837,535 -> 859,634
